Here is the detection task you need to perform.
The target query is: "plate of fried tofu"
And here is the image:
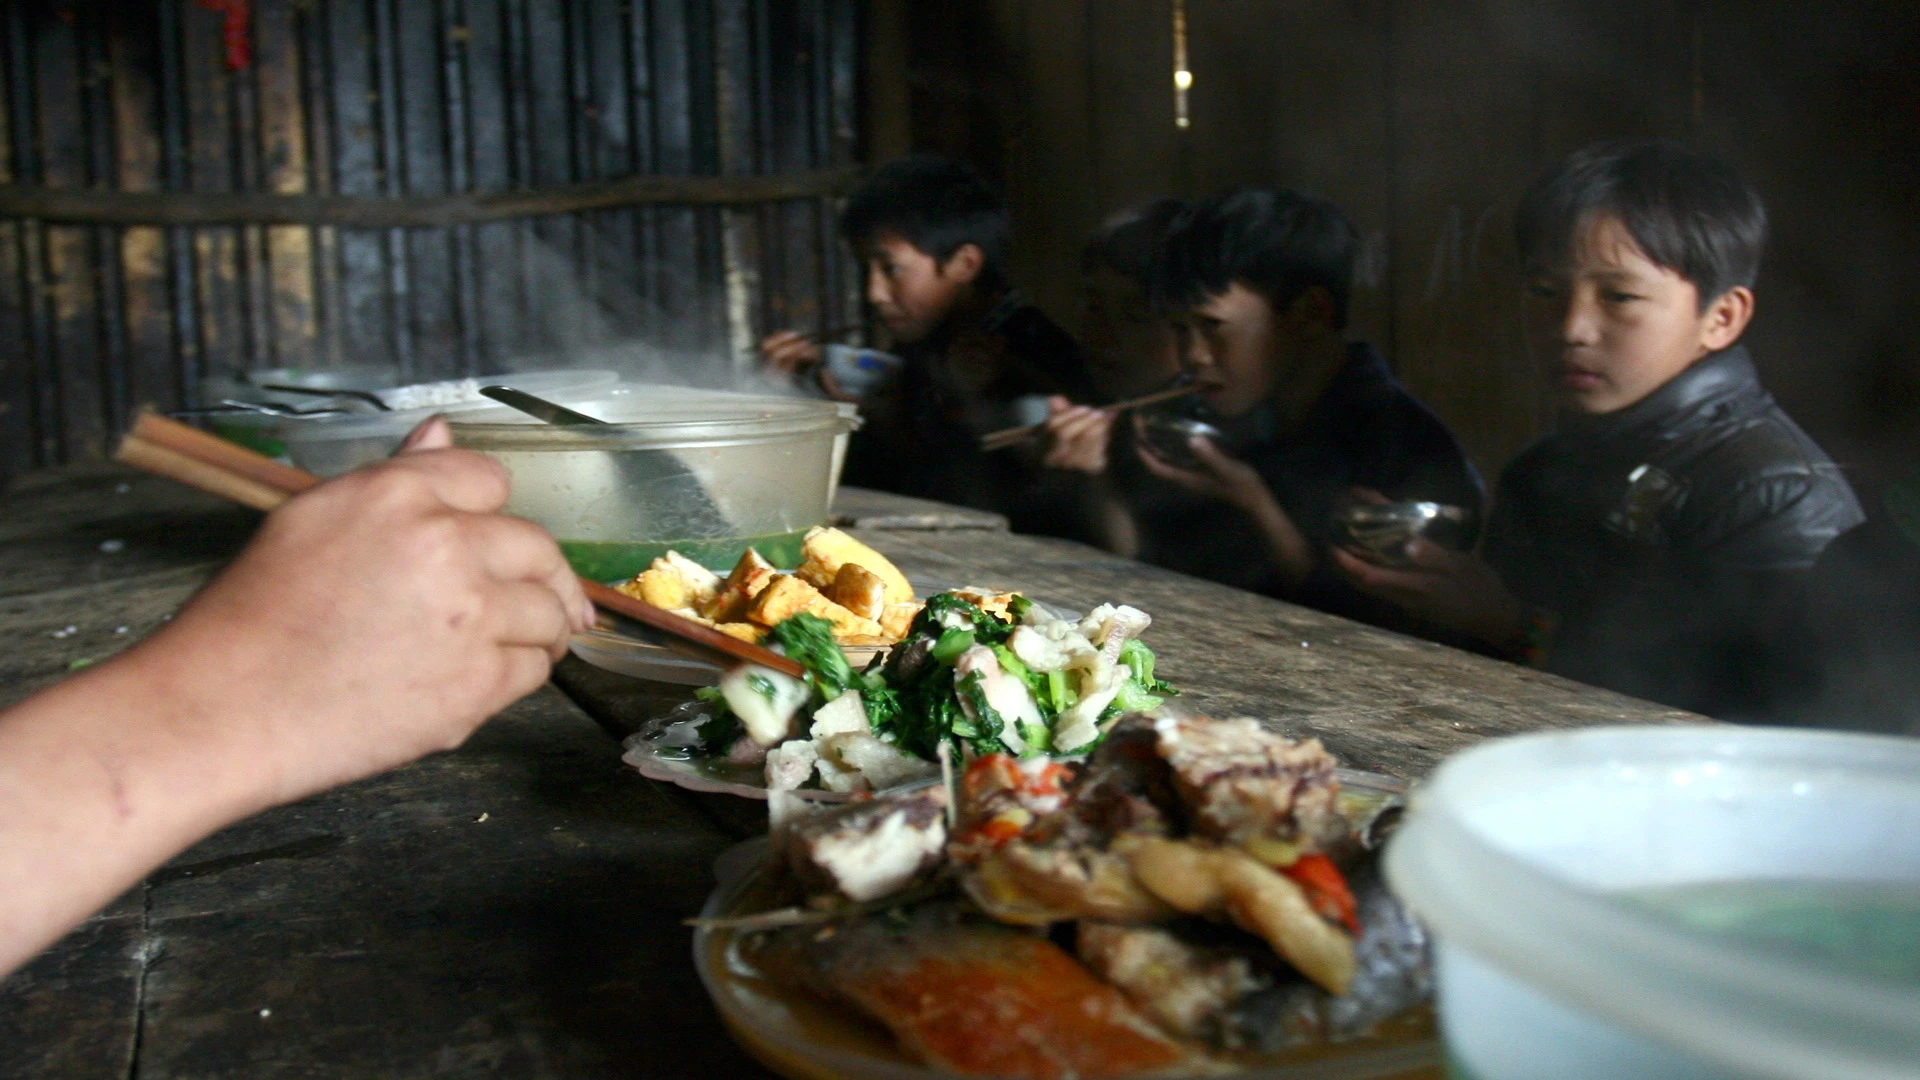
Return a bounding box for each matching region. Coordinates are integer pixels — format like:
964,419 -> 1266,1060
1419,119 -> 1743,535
571,526 -> 927,685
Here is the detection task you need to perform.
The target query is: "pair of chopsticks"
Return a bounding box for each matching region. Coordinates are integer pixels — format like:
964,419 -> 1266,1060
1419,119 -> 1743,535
113,410 -> 806,679
978,383 -> 1201,452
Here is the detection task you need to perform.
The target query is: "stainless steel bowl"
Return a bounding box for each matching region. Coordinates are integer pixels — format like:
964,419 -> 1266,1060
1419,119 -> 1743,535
1330,499 -> 1473,565
1135,412 -> 1226,471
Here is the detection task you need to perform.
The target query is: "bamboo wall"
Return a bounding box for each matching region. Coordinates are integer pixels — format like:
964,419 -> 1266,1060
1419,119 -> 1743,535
0,0 -> 860,475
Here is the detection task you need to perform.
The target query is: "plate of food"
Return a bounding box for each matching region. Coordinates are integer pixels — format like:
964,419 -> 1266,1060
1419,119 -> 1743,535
621,579 -> 1172,801
572,526 -> 923,686
691,714 -> 1435,1079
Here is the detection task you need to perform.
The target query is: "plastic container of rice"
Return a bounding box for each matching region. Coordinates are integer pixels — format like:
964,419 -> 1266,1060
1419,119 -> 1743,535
449,388 -> 853,583
1384,725 -> 1920,1080
277,369 -> 617,475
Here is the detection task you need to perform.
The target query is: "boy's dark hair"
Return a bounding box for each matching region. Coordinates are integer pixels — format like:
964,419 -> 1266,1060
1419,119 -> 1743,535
840,156 -> 1008,290
1151,187 -> 1360,329
1082,198 -> 1189,285
1515,140 -> 1767,308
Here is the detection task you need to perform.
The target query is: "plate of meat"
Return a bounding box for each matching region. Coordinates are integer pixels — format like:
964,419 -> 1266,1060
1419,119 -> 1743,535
690,713 -> 1436,1080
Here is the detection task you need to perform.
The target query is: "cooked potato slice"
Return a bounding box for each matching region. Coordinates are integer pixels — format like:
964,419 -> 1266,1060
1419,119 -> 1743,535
703,547 -> 779,623
747,574 -> 884,638
714,622 -> 763,643
825,563 -> 888,620
1121,836 -> 1354,996
798,527 -> 913,604
620,550 -> 723,611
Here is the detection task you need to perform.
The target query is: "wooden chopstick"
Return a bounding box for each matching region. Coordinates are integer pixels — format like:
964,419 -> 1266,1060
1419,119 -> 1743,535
112,412 -> 806,679
978,383 -> 1200,452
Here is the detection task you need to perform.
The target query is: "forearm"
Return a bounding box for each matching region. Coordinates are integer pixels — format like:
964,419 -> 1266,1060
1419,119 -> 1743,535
0,645 -> 268,976
1240,494 -> 1316,590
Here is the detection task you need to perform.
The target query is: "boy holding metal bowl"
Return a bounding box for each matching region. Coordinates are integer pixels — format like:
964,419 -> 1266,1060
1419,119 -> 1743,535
1053,187 -> 1483,631
1340,141 -> 1863,718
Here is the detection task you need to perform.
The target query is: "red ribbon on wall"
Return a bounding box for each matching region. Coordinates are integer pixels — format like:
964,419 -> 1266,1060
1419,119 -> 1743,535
196,0 -> 251,72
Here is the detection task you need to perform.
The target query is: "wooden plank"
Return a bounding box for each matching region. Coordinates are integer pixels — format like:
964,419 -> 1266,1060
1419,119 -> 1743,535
714,0 -> 763,370
108,12 -> 181,414
580,0 -> 640,341
322,0 -> 399,376
438,0 -> 482,375
521,0 -> 578,358
368,0 -> 416,377
0,913 -> 142,1079
131,689 -> 775,1079
32,9 -> 109,462
0,9 -> 42,476
253,0 -> 319,373
295,0 -> 346,370
181,0 -> 247,386
462,0 -> 526,366
646,0 -> 715,354
394,0 -> 458,378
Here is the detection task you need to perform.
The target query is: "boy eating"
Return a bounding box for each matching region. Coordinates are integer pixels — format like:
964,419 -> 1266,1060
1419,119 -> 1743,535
761,156 -> 1097,540
1055,187 -> 1482,628
1338,141 -> 1863,717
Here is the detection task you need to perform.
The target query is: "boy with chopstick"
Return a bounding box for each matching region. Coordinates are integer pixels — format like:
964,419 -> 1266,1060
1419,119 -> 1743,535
760,156 -> 1101,542
1049,188 -> 1482,629
1338,141 -> 1862,717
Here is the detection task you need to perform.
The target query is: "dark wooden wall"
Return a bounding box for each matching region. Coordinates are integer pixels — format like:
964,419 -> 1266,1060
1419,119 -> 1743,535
898,0 -> 1920,498
0,0 -> 859,474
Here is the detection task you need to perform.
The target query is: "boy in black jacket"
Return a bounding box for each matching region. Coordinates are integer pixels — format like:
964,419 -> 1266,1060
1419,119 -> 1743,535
761,156 -> 1096,540
1340,141 -> 1863,717
1053,187 -> 1483,630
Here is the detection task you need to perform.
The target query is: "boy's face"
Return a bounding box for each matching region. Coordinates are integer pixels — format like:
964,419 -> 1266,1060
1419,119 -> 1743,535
859,232 -> 981,345
1524,213 -> 1750,415
1171,282 -> 1279,417
1081,266 -> 1181,399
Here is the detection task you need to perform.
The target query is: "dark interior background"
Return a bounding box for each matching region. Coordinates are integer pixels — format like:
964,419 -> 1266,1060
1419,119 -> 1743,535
880,0 -> 1920,505
3,0 -> 1917,514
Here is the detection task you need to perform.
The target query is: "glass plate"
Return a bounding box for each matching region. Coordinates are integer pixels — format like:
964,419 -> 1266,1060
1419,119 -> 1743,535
693,797 -> 1440,1080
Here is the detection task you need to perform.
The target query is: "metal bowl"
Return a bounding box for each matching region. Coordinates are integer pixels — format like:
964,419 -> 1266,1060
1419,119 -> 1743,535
1330,499 -> 1473,566
1135,412 -> 1226,471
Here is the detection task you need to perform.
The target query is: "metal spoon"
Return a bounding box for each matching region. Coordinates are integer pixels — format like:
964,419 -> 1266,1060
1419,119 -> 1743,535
476,384 -> 734,537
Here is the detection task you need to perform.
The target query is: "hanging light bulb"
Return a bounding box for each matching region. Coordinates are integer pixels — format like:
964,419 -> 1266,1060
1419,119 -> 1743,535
1173,0 -> 1191,129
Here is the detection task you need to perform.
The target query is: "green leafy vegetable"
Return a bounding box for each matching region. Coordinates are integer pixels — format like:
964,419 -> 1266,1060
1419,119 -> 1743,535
954,670 -> 1010,754
1120,639 -> 1177,695
913,593 -> 1016,645
692,707 -> 743,754
860,685 -> 902,735
931,627 -> 976,665
1044,668 -> 1079,713
768,612 -> 856,699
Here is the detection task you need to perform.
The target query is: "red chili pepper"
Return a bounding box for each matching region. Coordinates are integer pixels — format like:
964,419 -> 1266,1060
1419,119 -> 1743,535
1281,853 -> 1360,935
973,817 -> 1025,847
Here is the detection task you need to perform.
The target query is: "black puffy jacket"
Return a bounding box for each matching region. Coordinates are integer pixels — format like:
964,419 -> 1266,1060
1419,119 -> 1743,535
1484,346 -> 1864,717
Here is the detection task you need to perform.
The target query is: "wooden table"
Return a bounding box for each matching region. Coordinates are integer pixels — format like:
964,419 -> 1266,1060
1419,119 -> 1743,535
0,466 -> 1691,1078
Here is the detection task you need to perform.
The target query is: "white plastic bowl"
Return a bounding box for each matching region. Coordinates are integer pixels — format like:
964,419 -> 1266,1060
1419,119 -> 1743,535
1384,725 -> 1920,1080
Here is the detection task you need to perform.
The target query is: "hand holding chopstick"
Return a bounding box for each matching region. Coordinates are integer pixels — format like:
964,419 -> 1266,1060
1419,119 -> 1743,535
979,382 -> 1200,453
114,410 -> 805,679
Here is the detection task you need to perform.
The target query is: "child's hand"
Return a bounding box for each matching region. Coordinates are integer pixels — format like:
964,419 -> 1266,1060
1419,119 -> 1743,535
1332,540 -> 1528,647
759,330 -> 822,379
1137,434 -> 1271,515
1041,397 -> 1115,473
